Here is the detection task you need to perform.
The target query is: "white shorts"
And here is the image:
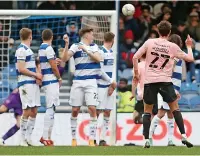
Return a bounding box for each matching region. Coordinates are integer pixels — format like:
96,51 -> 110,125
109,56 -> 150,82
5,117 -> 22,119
19,84 -> 41,110
43,83 -> 60,108
69,79 -> 98,107
157,93 -> 170,110
97,87 -> 115,110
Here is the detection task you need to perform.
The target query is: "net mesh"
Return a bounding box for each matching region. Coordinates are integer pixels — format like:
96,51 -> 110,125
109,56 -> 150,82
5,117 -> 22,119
0,15 -> 112,112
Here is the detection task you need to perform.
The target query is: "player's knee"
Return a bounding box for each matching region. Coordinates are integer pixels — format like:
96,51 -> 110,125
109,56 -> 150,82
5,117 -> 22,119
104,110 -> 111,117
0,105 -> 8,113
88,106 -> 96,117
157,110 -> 165,118
30,107 -> 38,117
72,107 -> 80,117
46,107 -> 55,119
167,111 -> 174,119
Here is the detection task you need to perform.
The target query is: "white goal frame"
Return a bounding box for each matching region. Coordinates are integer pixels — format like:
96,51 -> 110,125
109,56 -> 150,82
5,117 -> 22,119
0,10 -> 118,145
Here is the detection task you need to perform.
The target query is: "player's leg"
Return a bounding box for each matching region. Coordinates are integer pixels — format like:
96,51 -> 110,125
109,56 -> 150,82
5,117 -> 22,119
167,111 -> 175,146
85,80 -> 98,146
143,84 -> 158,148
133,100 -> 144,124
41,83 -> 59,146
41,106 -> 55,146
26,84 -> 40,146
168,100 -> 193,147
69,81 -> 84,146
99,109 -> 110,146
149,93 -> 166,144
160,82 -> 193,148
0,115 -> 20,145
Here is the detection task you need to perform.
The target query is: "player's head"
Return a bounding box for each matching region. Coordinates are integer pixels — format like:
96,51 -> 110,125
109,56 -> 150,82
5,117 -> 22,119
42,29 -> 53,42
104,32 -> 115,47
79,27 -> 94,44
168,34 -> 183,48
157,21 -> 172,37
19,28 -> 32,42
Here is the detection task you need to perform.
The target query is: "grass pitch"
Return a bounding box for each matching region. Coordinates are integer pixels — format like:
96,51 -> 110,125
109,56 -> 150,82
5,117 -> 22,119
0,146 -> 199,155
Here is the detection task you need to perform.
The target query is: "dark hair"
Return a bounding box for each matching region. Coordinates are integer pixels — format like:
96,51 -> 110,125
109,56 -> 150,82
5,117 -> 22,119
42,29 -> 53,41
149,30 -> 159,38
104,32 -> 115,42
19,28 -> 32,41
79,27 -> 93,37
157,21 -> 172,37
168,34 -> 182,48
141,5 -> 150,12
120,78 -> 128,84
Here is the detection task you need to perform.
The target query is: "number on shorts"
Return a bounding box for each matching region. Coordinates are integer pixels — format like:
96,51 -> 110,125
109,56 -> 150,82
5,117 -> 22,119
94,93 -> 98,100
149,52 -> 170,69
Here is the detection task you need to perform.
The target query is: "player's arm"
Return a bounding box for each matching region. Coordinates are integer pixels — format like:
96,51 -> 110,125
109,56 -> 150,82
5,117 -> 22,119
174,35 -> 194,62
132,40 -> 148,79
62,34 -> 74,62
78,45 -> 101,63
47,47 -> 62,81
130,70 -> 139,100
16,49 -> 42,80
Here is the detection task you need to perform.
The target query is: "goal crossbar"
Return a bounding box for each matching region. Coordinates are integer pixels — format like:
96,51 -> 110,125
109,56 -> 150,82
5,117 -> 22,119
0,10 -> 116,16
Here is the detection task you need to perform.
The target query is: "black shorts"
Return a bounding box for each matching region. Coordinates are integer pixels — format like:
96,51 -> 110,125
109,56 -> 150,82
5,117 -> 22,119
143,82 -> 177,105
135,100 -> 158,115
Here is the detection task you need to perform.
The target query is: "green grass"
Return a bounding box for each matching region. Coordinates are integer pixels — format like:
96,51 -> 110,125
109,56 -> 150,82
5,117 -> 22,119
0,146 -> 200,155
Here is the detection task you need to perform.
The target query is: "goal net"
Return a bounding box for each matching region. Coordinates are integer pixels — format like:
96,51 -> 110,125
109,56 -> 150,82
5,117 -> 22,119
0,10 -> 117,146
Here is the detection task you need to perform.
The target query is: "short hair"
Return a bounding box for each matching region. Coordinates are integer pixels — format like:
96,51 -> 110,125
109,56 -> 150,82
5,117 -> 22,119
157,21 -> 172,37
19,28 -> 32,41
42,29 -> 53,41
104,32 -> 115,42
168,34 -> 182,48
79,27 -> 93,37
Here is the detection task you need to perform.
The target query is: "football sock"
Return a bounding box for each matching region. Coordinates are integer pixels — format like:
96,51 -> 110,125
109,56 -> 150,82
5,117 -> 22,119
89,117 -> 97,140
71,116 -> 77,140
143,113 -> 151,139
149,115 -> 160,138
20,117 -> 28,141
26,117 -> 36,142
172,110 -> 185,134
2,124 -> 20,141
43,107 -> 55,140
167,118 -> 174,141
100,117 -> 109,141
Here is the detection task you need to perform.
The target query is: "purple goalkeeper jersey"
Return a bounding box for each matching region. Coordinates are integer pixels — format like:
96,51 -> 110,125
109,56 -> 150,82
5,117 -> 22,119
3,91 -> 22,117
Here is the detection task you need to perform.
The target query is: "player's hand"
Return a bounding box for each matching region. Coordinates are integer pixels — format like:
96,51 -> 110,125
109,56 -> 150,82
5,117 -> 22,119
35,73 -> 43,81
56,58 -> 62,65
63,34 -> 69,45
108,85 -> 115,96
185,35 -> 193,47
78,45 -> 88,52
175,90 -> 181,100
58,79 -> 62,88
36,79 -> 42,86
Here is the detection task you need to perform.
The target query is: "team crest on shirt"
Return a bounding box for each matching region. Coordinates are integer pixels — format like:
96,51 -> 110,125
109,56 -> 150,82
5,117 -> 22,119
22,89 -> 27,95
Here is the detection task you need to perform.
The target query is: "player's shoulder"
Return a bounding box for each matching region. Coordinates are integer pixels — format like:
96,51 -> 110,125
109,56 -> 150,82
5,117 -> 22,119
16,44 -> 29,52
39,43 -> 51,50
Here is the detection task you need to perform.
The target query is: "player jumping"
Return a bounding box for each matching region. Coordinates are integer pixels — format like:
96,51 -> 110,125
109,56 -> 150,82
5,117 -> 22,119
133,21 -> 194,148
39,29 -> 63,146
62,28 -> 101,146
96,32 -> 117,146
15,28 -> 42,146
149,34 -> 184,146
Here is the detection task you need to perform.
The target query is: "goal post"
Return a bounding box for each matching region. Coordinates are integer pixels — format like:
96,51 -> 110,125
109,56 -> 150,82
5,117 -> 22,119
0,10 -> 117,145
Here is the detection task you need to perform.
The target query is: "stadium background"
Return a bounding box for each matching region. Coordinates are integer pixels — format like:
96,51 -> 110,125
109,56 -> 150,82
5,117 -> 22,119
0,0 -> 199,146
